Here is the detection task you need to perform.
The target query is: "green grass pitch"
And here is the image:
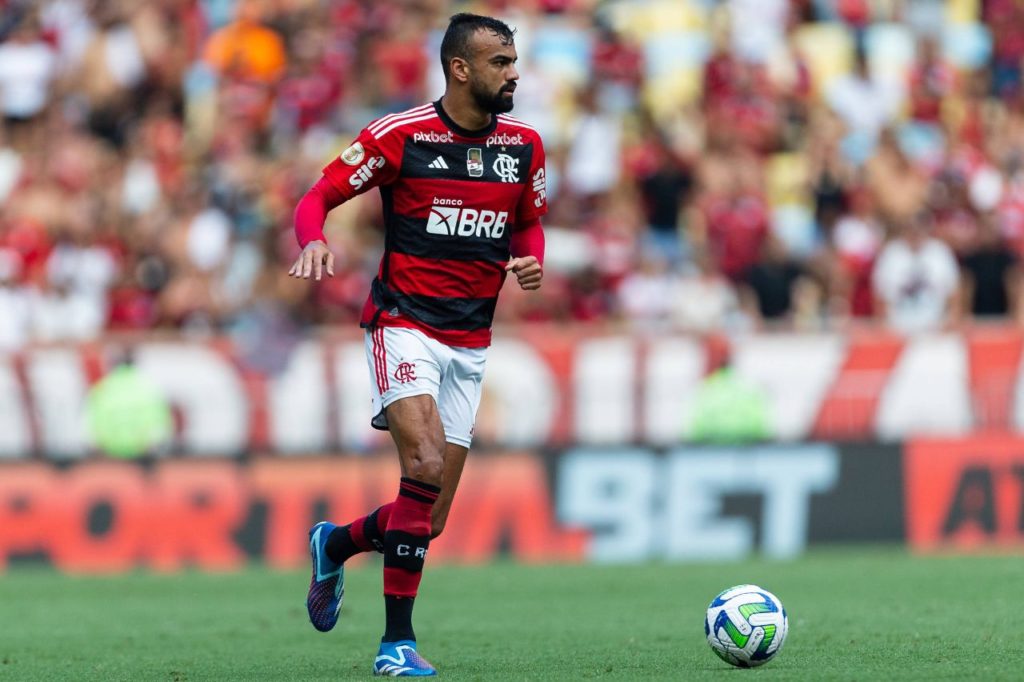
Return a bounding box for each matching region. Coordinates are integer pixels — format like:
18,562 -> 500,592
2,548 -> 1020,680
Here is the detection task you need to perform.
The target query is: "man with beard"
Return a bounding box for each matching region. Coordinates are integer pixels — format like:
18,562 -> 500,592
288,13 -> 547,677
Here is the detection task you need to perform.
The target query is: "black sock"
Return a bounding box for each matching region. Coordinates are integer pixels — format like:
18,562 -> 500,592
324,525 -> 360,565
383,595 -> 416,643
363,507 -> 387,553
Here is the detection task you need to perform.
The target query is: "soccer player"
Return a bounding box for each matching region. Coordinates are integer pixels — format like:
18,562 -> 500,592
288,13 -> 546,677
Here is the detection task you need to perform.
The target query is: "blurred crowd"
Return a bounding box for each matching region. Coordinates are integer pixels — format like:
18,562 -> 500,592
2,0 -> 1024,352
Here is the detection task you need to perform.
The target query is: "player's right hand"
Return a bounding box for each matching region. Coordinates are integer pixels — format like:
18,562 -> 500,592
288,240 -> 335,281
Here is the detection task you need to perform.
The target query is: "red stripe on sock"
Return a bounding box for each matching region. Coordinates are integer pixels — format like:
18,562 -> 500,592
400,478 -> 441,497
347,503 -> 394,551
388,492 -> 433,536
382,484 -> 435,598
383,567 -> 422,598
376,502 -> 393,534
400,483 -> 440,504
348,516 -> 373,552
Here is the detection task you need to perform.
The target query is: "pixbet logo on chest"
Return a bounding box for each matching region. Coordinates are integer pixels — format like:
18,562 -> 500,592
486,132 -> 524,147
426,197 -> 508,238
413,130 -> 454,144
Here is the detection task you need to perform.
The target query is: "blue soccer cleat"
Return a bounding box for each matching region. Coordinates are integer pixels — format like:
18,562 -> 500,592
306,521 -> 344,632
373,640 -> 437,677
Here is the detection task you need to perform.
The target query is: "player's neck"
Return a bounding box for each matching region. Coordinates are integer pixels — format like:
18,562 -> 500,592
439,93 -> 492,133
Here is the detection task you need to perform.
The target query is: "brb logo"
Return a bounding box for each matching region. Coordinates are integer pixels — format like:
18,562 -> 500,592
426,198 -> 508,238
349,156 -> 385,190
394,362 -> 416,384
413,130 -> 454,144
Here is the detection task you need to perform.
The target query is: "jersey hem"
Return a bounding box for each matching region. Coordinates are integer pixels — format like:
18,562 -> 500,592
360,314 -> 492,349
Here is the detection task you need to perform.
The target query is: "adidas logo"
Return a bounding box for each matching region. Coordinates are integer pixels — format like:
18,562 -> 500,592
428,156 -> 448,169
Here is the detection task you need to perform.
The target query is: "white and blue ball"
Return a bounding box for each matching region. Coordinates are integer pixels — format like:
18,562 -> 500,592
704,584 -> 788,668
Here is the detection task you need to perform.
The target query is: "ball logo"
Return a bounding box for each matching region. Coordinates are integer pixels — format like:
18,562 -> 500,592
486,132 -> 524,147
493,154 -> 519,183
426,200 -> 508,238
340,142 -> 365,166
394,362 -> 416,384
413,130 -> 454,144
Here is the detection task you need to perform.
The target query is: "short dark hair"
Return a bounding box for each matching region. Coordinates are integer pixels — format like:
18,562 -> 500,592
439,13 -> 516,82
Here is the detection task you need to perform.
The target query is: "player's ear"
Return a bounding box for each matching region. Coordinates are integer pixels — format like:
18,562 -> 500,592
449,56 -> 470,84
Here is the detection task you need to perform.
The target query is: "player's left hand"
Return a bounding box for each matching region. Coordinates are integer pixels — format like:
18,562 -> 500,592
506,256 -> 542,290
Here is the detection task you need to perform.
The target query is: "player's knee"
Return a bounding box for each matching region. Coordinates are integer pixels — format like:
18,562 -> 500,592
430,519 -> 446,539
405,445 -> 444,485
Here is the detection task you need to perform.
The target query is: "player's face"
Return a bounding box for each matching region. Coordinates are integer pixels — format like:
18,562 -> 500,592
467,30 -> 519,114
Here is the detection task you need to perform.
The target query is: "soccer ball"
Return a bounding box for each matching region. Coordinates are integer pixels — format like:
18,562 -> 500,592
704,584 -> 788,668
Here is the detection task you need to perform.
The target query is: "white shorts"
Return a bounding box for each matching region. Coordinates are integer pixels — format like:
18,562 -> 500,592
365,326 -> 487,448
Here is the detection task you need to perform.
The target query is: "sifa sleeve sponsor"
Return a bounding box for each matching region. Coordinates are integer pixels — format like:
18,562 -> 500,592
321,127 -> 402,199
516,134 -> 548,222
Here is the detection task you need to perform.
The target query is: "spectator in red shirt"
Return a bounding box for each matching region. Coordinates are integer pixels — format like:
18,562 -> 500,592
690,167 -> 770,282
908,37 -> 954,124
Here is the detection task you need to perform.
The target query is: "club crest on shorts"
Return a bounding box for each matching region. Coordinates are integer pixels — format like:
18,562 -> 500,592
394,362 -> 416,383
340,141 -> 365,166
467,147 -> 484,177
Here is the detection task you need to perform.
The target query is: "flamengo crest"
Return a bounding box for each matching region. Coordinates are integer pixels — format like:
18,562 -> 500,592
493,154 -> 519,183
394,362 -> 417,383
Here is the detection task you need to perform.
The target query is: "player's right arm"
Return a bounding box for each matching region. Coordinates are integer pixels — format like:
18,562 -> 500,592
288,128 -> 401,280
289,177 -> 341,280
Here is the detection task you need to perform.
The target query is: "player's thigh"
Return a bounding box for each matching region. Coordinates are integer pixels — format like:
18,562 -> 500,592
386,394 -> 446,465
364,327 -> 446,479
364,326 -> 443,426
435,346 -> 487,449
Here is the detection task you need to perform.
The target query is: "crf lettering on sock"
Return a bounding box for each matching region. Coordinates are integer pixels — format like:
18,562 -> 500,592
397,545 -> 427,558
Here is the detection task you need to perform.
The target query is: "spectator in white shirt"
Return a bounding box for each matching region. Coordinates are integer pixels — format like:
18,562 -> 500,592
616,249 -> 675,327
827,49 -> 901,164
0,13 -> 57,124
872,212 -> 960,332
0,250 -> 30,351
565,84 -> 622,205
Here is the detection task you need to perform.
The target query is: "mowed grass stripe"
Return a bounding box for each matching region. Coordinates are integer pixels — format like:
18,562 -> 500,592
1,548 -> 1021,680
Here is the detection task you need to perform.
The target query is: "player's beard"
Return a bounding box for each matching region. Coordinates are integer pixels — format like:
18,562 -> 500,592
471,79 -> 515,114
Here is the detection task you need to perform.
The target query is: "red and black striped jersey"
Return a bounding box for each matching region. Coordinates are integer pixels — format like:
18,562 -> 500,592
321,100 -> 548,348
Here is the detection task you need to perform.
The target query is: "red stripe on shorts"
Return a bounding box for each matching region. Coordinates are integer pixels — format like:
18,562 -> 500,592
375,328 -> 390,393
372,328 -> 386,395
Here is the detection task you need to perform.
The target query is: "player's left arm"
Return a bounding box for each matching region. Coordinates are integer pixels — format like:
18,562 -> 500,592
507,133 -> 549,291
506,218 -> 545,290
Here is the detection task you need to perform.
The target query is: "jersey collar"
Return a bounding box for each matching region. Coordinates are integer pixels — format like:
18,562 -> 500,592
433,99 -> 498,138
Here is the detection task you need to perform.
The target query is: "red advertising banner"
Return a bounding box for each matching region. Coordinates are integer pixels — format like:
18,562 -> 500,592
0,454 -> 587,573
905,436 -> 1024,551
1,443 -> 910,573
